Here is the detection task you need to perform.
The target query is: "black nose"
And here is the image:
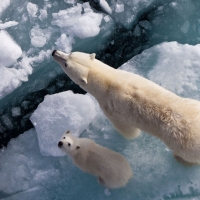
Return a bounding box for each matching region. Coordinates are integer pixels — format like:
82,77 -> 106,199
58,141 -> 63,148
52,50 -> 57,56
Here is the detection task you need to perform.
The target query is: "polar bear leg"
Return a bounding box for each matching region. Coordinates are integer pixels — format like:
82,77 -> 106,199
112,120 -> 140,139
173,153 -> 195,166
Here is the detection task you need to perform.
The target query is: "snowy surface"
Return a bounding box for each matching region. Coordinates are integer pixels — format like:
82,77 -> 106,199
0,21 -> 18,29
1,0 -> 200,199
0,1 -> 114,100
120,42 -> 200,100
1,114 -> 200,199
0,30 -> 22,67
30,91 -> 98,156
2,40 -> 200,199
0,0 -> 10,17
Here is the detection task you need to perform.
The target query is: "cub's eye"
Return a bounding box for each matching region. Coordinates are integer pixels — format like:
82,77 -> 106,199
65,63 -> 67,68
63,137 -> 65,139
68,143 -> 71,146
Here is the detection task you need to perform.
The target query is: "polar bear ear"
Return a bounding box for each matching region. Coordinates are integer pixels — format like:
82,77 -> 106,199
66,130 -> 70,134
76,146 -> 80,149
80,77 -> 87,84
90,53 -> 96,60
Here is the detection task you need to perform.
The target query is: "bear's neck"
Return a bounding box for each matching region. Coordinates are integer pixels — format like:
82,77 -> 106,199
82,63 -> 117,101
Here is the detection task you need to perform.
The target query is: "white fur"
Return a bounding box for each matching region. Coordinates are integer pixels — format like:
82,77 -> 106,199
53,51 -> 200,165
58,131 -> 133,189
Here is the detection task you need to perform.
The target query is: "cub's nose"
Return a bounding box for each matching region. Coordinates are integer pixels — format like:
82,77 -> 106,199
52,50 -> 57,56
58,141 -> 63,148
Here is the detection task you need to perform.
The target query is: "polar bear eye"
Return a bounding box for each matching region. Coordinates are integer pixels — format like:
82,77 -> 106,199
63,137 -> 65,139
65,63 -> 67,68
68,143 -> 71,146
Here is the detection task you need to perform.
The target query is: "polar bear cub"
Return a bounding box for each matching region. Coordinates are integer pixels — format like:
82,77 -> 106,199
58,130 -> 133,189
52,50 -> 200,165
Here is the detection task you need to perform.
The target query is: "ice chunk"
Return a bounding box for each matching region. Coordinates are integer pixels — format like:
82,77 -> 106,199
0,0 -> 10,16
64,0 -> 77,4
0,21 -> 18,29
31,35 -> 46,48
27,2 -> 38,18
55,34 -> 73,53
30,26 -> 52,48
39,9 -> 48,21
0,30 -> 22,67
11,107 -> 21,117
0,49 -> 51,100
120,42 -> 200,98
0,129 -> 62,194
72,12 -> 103,39
115,3 -> 124,13
52,3 -> 103,39
0,66 -> 21,99
30,91 -> 98,156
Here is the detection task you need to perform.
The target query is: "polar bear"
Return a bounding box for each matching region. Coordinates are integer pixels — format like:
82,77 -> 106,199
52,50 -> 200,165
58,130 -> 133,189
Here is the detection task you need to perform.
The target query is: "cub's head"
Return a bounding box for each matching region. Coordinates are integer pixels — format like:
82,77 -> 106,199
52,50 -> 96,86
58,130 -> 80,155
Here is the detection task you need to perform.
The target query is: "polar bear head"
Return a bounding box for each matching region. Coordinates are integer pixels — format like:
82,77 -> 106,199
58,130 -> 80,155
52,50 -> 96,86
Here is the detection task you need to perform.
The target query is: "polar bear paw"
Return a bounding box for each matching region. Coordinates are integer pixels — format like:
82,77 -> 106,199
173,153 -> 195,166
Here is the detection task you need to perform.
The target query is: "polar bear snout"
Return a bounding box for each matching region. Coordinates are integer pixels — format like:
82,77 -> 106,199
52,50 -> 70,68
58,141 -> 63,148
52,50 -> 57,56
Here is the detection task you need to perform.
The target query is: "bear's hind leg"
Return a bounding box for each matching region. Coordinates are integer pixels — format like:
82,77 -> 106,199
173,153 -> 195,166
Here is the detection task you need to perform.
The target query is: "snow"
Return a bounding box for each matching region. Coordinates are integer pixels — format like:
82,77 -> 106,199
0,49 -> 51,100
0,0 -> 10,17
0,21 -> 18,29
2,113 -> 200,199
52,3 -> 103,39
55,34 -> 74,53
0,30 -> 22,67
115,4 -> 124,13
30,91 -> 98,156
120,42 -> 200,98
0,0 -> 114,100
39,9 -> 47,21
1,0 -> 200,199
27,2 -> 38,18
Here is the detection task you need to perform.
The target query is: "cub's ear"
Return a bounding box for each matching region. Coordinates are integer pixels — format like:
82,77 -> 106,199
66,130 -> 70,134
76,146 -> 80,149
90,53 -> 96,60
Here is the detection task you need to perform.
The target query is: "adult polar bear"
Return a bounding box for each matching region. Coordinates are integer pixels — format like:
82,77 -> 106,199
52,50 -> 200,165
